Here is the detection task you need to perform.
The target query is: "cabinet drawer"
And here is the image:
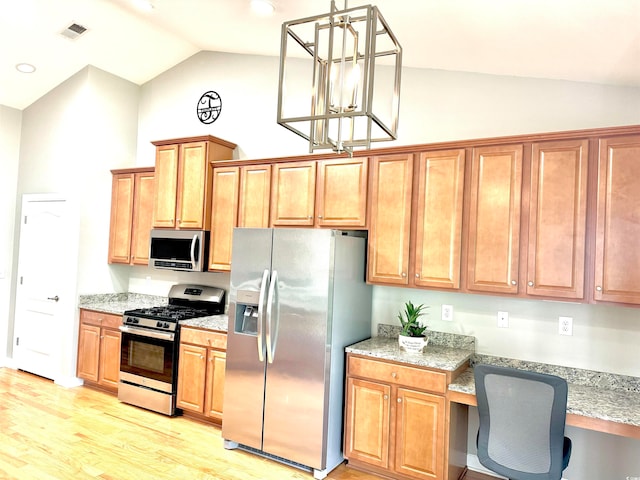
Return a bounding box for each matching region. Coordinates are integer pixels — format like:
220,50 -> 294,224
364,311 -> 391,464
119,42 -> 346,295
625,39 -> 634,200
348,355 -> 447,394
80,309 -> 122,329
181,327 -> 227,350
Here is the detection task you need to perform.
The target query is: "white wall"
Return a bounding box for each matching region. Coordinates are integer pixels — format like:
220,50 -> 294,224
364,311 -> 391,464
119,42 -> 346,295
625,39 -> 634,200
8,66 -> 140,379
0,105 -> 22,364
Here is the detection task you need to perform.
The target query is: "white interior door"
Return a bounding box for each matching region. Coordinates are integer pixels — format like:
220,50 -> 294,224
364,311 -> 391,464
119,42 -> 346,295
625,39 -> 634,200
13,196 -> 74,380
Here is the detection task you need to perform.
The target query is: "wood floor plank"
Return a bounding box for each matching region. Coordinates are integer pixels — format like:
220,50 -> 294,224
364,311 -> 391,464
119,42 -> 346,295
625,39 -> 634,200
0,368 -> 381,480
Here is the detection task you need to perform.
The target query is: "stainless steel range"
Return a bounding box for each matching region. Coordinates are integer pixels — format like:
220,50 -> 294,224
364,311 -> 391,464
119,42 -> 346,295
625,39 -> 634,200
118,284 -> 225,416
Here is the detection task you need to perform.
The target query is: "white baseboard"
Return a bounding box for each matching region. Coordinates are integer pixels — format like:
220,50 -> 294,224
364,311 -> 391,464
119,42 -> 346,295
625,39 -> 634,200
55,376 -> 84,388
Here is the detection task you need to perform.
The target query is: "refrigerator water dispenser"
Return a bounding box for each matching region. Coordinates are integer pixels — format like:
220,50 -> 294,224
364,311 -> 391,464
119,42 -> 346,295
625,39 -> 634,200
235,289 -> 260,335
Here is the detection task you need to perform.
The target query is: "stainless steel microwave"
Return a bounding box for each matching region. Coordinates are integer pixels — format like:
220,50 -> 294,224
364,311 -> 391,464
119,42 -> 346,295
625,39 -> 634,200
149,229 -> 209,272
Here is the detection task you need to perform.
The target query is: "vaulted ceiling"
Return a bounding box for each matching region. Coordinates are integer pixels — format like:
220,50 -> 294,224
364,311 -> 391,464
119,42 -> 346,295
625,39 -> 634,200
2,0 -> 639,110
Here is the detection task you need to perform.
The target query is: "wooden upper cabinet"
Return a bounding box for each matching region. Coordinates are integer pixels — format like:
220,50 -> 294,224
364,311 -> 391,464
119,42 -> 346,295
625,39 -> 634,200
594,135 -> 640,305
153,144 -> 180,228
108,173 -> 134,263
467,144 -> 523,294
527,140 -> 588,299
130,170 -> 155,265
270,161 -> 317,226
316,158 -> 368,227
413,149 -> 465,289
367,154 -> 413,285
152,136 -> 237,230
209,167 -> 240,271
176,142 -> 210,229
108,168 -> 155,265
238,164 -> 271,228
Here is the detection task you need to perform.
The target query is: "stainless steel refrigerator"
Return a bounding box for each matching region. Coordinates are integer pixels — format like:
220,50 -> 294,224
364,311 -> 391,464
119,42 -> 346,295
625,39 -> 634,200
222,228 -> 372,479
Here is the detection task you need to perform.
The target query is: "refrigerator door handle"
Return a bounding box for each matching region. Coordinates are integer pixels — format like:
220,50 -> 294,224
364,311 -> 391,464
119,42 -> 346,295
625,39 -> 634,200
265,269 -> 279,364
256,269 -> 270,362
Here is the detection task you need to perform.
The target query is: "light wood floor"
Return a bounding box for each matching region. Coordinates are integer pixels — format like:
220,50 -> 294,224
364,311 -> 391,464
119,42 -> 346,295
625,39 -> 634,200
0,368 -> 489,480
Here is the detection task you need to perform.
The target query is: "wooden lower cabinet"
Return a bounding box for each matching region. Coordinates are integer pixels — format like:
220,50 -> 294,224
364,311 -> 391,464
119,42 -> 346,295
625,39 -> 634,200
176,327 -> 227,423
345,354 -> 465,480
77,309 -> 122,392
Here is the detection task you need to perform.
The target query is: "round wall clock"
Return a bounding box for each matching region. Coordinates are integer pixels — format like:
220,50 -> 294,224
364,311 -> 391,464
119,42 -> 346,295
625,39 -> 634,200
197,91 -> 222,124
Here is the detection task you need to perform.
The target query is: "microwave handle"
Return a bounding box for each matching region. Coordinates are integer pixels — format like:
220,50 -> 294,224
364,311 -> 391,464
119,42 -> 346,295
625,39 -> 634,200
190,234 -> 198,264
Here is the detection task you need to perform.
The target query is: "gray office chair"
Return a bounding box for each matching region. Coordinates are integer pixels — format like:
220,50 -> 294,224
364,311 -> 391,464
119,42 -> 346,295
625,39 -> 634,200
474,364 -> 572,480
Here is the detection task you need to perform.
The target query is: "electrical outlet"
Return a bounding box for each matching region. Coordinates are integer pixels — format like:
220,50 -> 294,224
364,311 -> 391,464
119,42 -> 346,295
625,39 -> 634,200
497,311 -> 509,328
559,316 -> 573,336
442,304 -> 453,321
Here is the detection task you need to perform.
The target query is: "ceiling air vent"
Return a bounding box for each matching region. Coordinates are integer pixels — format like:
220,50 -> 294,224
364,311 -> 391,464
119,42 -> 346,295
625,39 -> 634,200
60,23 -> 88,40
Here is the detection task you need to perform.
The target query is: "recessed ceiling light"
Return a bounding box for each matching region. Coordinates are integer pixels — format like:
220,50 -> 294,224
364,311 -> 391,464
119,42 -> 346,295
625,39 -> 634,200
16,63 -> 36,74
132,0 -> 154,12
250,0 -> 275,16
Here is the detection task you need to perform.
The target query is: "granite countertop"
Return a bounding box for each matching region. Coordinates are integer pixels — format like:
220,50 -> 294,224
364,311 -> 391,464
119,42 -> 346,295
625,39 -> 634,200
78,293 -> 167,315
449,360 -> 640,428
346,336 -> 474,372
180,315 -> 228,332
79,293 -> 229,333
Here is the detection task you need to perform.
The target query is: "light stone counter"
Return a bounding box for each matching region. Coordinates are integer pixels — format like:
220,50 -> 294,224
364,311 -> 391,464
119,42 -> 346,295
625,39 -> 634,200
449,356 -> 640,434
78,293 -> 167,315
180,315 -> 228,332
346,336 -> 473,372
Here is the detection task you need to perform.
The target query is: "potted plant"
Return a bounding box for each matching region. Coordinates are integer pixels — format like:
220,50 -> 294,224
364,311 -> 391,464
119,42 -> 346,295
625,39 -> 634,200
397,301 -> 429,353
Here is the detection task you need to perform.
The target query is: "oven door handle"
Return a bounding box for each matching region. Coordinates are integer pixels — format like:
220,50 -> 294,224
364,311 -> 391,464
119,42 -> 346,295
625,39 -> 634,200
119,325 -> 175,342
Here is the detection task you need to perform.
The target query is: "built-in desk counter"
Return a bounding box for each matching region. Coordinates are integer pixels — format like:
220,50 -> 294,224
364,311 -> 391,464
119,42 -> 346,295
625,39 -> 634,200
448,357 -> 640,440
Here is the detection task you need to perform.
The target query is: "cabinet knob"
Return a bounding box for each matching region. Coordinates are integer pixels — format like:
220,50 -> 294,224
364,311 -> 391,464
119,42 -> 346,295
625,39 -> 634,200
511,280 -> 517,285
401,272 -> 407,278
383,394 -> 389,400
596,286 -> 603,291
318,215 -> 323,219
200,355 -> 204,360
528,281 -> 534,287
397,398 -> 402,403
308,216 -> 313,219
415,273 -> 420,278
391,372 -> 397,378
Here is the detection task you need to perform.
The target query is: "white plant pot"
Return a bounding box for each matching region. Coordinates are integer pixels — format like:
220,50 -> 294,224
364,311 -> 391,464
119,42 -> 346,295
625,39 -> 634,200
398,334 -> 429,354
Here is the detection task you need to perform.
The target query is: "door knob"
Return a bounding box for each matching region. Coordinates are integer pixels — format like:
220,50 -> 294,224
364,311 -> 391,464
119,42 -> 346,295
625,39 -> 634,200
47,295 -> 59,302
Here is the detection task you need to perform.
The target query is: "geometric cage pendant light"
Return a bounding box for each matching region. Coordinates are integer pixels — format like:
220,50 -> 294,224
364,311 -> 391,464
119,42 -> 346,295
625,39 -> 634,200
277,1 -> 402,155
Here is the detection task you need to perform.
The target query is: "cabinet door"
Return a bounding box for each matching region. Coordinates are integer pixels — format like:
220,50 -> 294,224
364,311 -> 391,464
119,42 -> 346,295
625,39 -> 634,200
394,388 -> 445,480
108,173 -> 134,264
153,144 -> 179,228
99,328 -> 122,389
527,140 -> 588,299
270,161 -> 316,226
316,158 -> 368,227
130,171 -> 155,265
594,135 -> 640,304
77,324 -> 101,383
414,149 -> 465,289
176,343 -> 207,413
177,141 -> 208,229
238,164 -> 271,228
467,145 -> 523,294
344,377 -> 391,469
204,350 -> 226,421
367,154 -> 413,285
209,167 -> 240,271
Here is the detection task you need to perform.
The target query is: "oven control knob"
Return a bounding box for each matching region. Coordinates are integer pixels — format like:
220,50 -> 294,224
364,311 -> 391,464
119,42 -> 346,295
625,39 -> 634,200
156,321 -> 163,328
163,322 -> 170,329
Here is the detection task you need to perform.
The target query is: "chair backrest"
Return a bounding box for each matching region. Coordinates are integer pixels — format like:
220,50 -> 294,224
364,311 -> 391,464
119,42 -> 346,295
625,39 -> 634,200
474,364 -> 569,480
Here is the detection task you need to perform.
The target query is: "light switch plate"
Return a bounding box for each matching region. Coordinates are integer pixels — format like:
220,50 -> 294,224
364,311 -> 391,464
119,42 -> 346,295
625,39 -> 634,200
497,311 -> 509,328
